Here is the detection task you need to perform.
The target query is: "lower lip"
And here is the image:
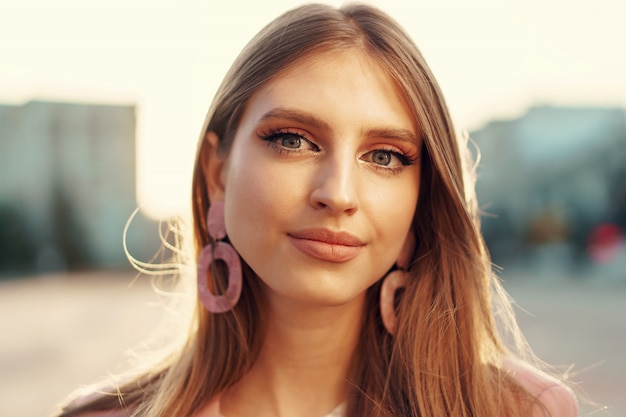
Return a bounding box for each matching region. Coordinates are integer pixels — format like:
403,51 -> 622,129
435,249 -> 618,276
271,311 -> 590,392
288,236 -> 363,263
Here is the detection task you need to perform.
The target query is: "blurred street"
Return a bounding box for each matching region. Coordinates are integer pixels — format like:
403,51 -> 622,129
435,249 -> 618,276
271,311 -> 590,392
504,270 -> 626,416
0,270 -> 624,417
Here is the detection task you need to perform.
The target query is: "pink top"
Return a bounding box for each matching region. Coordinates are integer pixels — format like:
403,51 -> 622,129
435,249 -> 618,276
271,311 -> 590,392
504,357 -> 579,416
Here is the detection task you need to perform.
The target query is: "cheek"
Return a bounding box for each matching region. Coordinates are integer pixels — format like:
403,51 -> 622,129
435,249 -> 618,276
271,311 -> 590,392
223,157 -> 267,237
221,146 -> 305,249
369,174 -> 419,252
373,173 -> 419,221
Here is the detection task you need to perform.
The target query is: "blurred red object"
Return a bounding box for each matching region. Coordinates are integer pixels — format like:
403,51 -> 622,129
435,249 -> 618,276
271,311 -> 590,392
587,223 -> 625,263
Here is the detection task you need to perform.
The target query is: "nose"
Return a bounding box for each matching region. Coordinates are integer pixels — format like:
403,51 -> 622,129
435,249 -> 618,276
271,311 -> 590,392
309,155 -> 359,215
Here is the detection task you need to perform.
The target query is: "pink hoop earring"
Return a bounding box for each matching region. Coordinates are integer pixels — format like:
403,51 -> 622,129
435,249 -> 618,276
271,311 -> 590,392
380,269 -> 408,335
380,231 -> 415,334
197,201 -> 242,313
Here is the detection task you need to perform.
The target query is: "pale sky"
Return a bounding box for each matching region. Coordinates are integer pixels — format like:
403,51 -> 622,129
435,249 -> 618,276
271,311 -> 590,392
2,0 -> 625,218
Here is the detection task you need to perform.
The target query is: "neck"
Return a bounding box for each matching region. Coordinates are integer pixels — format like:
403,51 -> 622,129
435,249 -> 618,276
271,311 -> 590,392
221,291 -> 366,417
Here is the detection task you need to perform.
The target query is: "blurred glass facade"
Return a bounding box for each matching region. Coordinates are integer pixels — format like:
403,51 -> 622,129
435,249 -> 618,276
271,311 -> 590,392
473,105 -> 626,280
0,101 -> 158,277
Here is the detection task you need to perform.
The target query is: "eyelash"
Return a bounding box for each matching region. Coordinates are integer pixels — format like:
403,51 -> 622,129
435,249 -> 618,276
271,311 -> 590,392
259,128 -> 319,155
258,128 -> 419,173
369,148 -> 418,175
375,147 -> 419,166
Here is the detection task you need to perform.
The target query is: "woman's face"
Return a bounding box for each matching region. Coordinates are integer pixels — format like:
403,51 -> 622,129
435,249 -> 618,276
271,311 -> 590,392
216,50 -> 420,307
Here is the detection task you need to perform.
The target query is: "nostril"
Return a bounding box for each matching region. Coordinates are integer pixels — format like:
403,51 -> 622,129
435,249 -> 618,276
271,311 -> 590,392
310,193 -> 328,210
310,189 -> 358,215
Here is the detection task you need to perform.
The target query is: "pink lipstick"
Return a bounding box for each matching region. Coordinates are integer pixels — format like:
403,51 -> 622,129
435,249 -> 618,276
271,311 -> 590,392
287,229 -> 364,263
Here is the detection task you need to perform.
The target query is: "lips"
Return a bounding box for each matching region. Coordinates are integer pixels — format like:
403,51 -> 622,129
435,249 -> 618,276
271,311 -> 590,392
287,228 -> 365,263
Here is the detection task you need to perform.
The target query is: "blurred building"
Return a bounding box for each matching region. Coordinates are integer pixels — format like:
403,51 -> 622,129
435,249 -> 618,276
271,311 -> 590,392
472,105 -> 626,270
0,100 -> 158,275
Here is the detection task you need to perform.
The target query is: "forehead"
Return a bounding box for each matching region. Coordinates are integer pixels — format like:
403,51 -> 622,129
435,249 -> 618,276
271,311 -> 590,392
240,49 -> 417,134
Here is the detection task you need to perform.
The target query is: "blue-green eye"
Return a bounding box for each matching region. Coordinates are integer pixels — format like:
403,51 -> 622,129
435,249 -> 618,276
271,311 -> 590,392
361,148 -> 417,173
370,150 -> 392,166
280,134 -> 302,149
259,129 -> 319,154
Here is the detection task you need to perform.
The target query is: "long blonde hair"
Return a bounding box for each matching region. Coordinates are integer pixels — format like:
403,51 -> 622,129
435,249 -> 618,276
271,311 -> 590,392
59,4 -> 544,416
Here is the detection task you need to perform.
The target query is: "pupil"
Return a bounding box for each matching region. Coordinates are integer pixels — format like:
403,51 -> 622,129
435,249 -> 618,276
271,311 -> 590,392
281,135 -> 301,148
373,150 -> 391,165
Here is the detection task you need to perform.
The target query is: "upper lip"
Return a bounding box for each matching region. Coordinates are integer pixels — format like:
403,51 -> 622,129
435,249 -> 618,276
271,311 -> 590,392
288,228 -> 365,246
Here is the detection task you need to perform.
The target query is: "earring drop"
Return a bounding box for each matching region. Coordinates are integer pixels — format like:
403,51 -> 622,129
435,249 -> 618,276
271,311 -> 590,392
380,269 -> 407,335
380,231 -> 414,334
197,201 -> 242,313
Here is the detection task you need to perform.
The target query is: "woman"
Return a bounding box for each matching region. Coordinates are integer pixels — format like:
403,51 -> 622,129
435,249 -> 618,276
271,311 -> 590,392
56,3 -> 577,417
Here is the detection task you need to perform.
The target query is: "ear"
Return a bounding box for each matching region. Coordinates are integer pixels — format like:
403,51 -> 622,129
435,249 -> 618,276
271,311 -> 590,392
397,228 -> 416,270
201,131 -> 227,202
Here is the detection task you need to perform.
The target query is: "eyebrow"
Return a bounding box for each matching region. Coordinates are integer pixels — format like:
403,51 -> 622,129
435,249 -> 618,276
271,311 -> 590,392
259,107 -> 330,130
365,127 -> 420,146
258,107 -> 420,146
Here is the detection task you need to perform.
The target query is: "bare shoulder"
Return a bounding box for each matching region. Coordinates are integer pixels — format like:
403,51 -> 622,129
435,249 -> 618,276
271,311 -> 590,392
504,357 -> 578,417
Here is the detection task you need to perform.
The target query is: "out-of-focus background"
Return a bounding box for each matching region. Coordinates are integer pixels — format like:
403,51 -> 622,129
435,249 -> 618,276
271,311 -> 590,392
1,1 -> 624,416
